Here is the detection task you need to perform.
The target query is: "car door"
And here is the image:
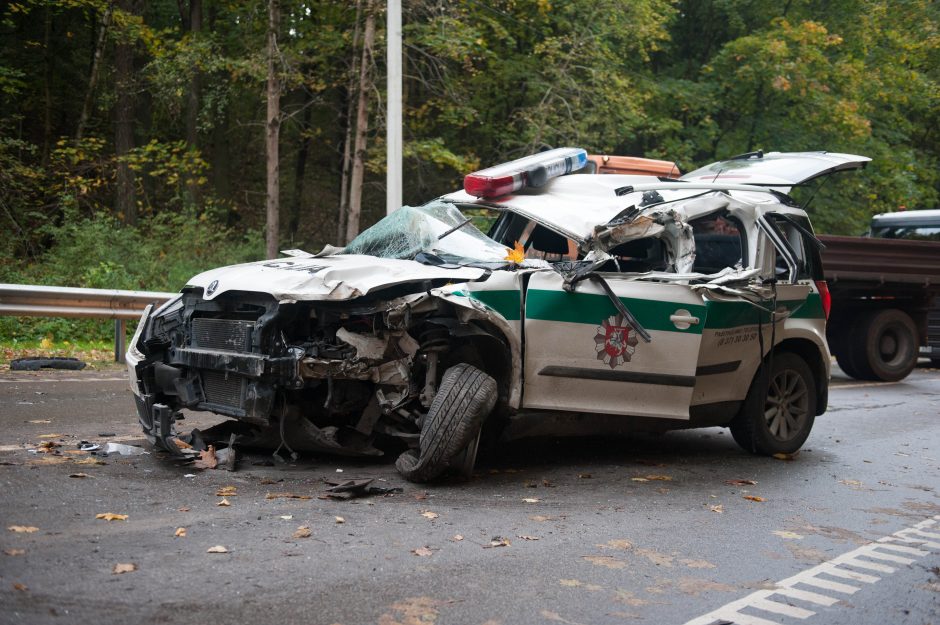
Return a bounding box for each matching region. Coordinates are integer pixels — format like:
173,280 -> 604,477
522,271 -> 708,419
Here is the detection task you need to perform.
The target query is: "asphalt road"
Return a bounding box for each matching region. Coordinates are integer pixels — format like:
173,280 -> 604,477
1,364 -> 939,625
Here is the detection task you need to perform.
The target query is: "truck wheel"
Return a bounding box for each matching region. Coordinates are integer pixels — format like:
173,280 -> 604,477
852,309 -> 918,382
730,352 -> 817,455
395,363 -> 497,483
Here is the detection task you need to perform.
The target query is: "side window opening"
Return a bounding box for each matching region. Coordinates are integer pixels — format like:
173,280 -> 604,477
604,238 -> 669,273
690,212 -> 746,274
769,214 -> 821,281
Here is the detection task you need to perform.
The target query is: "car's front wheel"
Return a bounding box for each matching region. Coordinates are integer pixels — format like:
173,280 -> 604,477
730,352 -> 816,455
395,363 -> 497,483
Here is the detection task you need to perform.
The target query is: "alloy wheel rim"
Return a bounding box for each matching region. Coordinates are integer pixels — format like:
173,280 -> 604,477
764,368 -> 809,441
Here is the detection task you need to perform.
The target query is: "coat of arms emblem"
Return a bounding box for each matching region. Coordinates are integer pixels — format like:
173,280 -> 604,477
594,314 -> 639,368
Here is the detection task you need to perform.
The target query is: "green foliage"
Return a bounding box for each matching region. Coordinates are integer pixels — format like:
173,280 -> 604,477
0,0 -> 938,347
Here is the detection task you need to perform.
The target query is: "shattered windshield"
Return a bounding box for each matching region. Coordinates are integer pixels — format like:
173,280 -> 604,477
344,200 -> 510,263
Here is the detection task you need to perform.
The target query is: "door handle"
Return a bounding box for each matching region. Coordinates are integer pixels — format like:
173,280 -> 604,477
670,310 -> 700,330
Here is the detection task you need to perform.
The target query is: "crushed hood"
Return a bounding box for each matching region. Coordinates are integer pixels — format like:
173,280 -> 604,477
185,254 -> 489,302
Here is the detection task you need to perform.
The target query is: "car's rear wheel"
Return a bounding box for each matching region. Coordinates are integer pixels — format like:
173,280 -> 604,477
395,363 -> 497,483
730,352 -> 816,455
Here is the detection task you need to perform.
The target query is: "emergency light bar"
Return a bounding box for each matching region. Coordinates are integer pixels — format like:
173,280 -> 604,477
463,147 -> 588,198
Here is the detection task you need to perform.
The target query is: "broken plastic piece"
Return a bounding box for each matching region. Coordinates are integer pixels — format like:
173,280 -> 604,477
101,442 -> 149,456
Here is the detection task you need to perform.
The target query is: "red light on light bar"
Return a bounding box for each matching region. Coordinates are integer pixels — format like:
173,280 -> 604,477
463,148 -> 588,198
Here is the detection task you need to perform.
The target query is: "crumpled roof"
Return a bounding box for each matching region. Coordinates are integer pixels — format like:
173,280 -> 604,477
442,174 -> 779,242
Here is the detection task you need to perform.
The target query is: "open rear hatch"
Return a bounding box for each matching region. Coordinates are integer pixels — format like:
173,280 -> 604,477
681,151 -> 870,188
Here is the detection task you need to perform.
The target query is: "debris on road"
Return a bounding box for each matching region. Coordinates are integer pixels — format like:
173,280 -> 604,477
412,546 -> 433,557
174,527 -> 187,538
7,525 -> 39,533
743,495 -> 765,502
100,442 -> 148,456
206,545 -> 228,553
216,486 -> 237,497
193,445 -> 218,469
216,498 -> 231,507
4,549 -> 26,556
293,526 -> 311,539
265,492 -> 312,500
112,563 -> 137,574
95,513 -> 128,521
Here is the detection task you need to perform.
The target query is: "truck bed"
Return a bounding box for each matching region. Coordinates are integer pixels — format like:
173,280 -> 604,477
819,235 -> 940,289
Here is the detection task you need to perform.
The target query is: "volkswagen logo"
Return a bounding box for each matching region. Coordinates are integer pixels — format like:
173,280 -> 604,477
206,280 -> 219,296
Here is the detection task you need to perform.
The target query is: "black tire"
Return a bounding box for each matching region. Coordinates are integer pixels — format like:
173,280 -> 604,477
848,309 -> 918,382
395,363 -> 497,483
833,315 -> 869,379
730,352 -> 817,455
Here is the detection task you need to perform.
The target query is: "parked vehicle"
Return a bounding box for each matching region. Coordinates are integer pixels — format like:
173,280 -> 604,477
128,149 -> 866,481
821,209 -> 940,379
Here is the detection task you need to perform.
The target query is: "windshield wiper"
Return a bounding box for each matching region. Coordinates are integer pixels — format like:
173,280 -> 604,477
437,218 -> 473,241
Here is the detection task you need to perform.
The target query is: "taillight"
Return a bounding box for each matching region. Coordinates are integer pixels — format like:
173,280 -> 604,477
814,280 -> 831,320
463,147 -> 587,198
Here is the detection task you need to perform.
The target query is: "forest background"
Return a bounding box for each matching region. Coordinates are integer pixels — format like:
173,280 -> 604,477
0,0 -> 938,347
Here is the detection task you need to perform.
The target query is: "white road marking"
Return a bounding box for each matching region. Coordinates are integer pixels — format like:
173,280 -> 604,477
683,515 -> 940,625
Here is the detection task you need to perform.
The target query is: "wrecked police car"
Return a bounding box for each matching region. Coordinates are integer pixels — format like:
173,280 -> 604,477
127,148 -> 869,482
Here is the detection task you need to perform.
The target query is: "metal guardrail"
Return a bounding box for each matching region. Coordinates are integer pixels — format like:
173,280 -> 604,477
0,283 -> 176,363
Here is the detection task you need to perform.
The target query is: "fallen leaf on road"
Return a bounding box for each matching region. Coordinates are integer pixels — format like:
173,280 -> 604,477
68,472 -> 91,478
217,498 -> 231,507
4,548 -> 26,556
522,498 -> 540,503
216,486 -> 237,497
178,507 -> 190,512
452,535 -> 464,541
293,526 -> 311,539
578,474 -> 592,479
265,492 -> 311,500
112,563 -> 137,574
193,445 -> 217,470
530,515 -> 553,522
710,505 -> 723,513
172,438 -> 192,450
7,525 -> 39,533
644,475 -> 673,481
27,420 -> 51,424
334,516 -> 345,524
413,546 -> 433,557
13,583 -> 27,592
174,527 -> 187,538
74,457 -> 105,465
725,479 -> 757,486
518,535 -> 540,541
743,496 -> 765,502
598,539 -> 632,550
488,537 -> 511,548
582,555 -> 626,569
631,477 -> 649,482
421,511 -> 439,520
37,441 -> 61,451
772,530 -> 804,540
38,433 -> 65,439
279,515 -> 293,520
206,545 -> 228,553
96,513 -> 128,521
838,479 -> 862,487
772,452 -> 798,461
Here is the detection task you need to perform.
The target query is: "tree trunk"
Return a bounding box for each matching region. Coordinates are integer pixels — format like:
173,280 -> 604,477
337,0 -> 363,245
345,0 -> 375,245
114,0 -> 137,225
41,5 -> 54,165
76,3 -> 113,141
185,0 -> 203,206
289,93 -> 313,240
265,0 -> 281,259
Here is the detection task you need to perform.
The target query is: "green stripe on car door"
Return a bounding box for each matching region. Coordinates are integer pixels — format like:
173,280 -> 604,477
524,289 -> 706,334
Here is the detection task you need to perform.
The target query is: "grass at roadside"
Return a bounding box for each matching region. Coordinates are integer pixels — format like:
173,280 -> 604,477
0,339 -> 125,371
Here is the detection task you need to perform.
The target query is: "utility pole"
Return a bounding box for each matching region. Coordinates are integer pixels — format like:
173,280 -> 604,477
386,0 -> 402,214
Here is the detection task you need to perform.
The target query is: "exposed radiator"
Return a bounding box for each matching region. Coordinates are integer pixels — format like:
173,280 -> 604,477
201,370 -> 245,408
191,318 -> 254,352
